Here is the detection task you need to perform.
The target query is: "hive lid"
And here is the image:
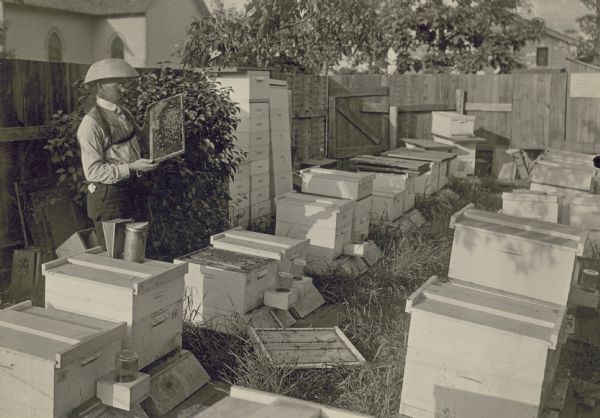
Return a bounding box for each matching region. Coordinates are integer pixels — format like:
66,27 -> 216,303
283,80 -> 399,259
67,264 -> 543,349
534,158 -> 597,173
275,192 -> 356,213
382,148 -> 457,163
406,276 -> 565,349
299,167 -> 376,184
571,194 -> 600,206
177,247 -> 275,272
402,138 -> 457,151
211,228 -> 308,249
42,248 -> 188,295
502,191 -> 563,203
432,111 -> 476,121
372,186 -> 405,198
0,302 -> 125,368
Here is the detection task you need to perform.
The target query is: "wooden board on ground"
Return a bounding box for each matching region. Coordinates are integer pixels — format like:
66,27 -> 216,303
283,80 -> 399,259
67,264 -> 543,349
248,326 -> 365,369
290,285 -> 326,319
293,304 -> 348,328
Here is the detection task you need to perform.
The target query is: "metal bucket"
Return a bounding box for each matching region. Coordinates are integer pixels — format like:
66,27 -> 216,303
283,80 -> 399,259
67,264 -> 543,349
123,222 -> 148,263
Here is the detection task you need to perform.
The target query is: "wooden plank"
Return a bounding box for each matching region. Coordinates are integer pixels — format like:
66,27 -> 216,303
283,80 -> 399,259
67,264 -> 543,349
294,110 -> 327,119
0,125 -> 55,143
396,104 -> 450,112
360,102 -> 389,113
329,86 -> 389,98
336,103 -> 382,145
455,89 -> 465,114
328,97 -> 337,158
389,106 -> 398,150
465,102 -> 512,112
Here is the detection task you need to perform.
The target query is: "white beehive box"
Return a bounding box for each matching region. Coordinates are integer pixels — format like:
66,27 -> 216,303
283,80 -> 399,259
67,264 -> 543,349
432,135 -> 485,178
570,195 -> 600,230
43,249 -> 188,369
217,71 -> 270,101
276,192 -> 355,261
300,168 -> 375,200
382,148 -> 457,190
501,190 -> 565,224
431,111 -> 475,137
400,276 -> 565,418
370,187 -> 404,222
353,196 -> 372,237
530,159 -> 597,194
210,228 -> 309,273
449,206 -> 589,306
541,149 -> 595,166
175,247 -> 277,322
373,173 -> 415,213
0,302 -> 126,418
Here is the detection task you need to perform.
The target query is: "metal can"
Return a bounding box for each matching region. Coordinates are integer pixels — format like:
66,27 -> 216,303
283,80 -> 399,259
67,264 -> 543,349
123,222 -> 148,263
114,350 -> 139,383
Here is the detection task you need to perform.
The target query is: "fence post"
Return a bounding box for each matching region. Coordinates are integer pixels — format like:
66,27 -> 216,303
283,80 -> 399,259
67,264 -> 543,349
389,106 -> 397,150
456,89 -> 466,114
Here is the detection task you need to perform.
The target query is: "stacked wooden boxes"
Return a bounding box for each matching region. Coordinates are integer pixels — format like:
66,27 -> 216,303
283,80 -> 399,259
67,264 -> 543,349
269,80 -> 294,211
210,228 -> 309,273
382,147 -> 457,191
400,276 -> 565,418
501,190 -> 566,224
43,249 -> 188,369
0,302 -> 126,418
430,111 -> 486,177
370,173 -> 415,222
275,192 -> 355,265
448,207 -> 589,306
218,71 -> 271,227
174,247 -> 277,328
299,168 -> 375,238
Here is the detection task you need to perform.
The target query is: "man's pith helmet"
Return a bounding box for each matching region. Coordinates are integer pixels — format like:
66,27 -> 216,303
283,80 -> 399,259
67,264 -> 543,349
84,58 -> 139,84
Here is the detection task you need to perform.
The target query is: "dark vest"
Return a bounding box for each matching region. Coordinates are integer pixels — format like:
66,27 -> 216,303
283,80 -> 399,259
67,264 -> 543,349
86,105 -> 139,152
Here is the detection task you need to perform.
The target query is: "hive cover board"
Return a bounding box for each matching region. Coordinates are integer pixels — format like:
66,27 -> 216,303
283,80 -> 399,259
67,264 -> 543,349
249,326 -> 365,369
148,94 -> 185,162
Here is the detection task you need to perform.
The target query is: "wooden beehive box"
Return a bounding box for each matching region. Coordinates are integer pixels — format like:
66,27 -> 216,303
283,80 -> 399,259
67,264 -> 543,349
0,301 -> 126,418
570,195 -> 600,230
402,138 -> 457,152
432,134 -> 486,178
373,173 -> 415,213
43,249 -> 188,369
210,228 -> 309,273
353,196 -> 372,237
299,167 -> 375,200
541,149 -> 596,167
449,206 -> 589,306
275,192 -> 355,262
502,190 -> 565,224
400,276 -> 565,418
175,247 -> 277,323
370,187 -> 404,222
530,160 -> 598,194
431,111 -> 475,137
382,148 -> 457,189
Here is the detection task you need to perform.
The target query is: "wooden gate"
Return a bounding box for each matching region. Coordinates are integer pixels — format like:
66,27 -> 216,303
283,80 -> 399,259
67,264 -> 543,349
328,86 -> 390,158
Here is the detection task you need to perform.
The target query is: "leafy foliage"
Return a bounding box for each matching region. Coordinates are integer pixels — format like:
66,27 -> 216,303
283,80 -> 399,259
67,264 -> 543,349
45,68 -> 243,261
180,0 -> 543,74
576,0 -> 600,64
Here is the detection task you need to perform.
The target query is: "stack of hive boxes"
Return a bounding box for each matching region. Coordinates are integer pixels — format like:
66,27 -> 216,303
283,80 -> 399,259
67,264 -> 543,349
269,79 -> 294,211
218,70 -> 273,228
430,111 -> 486,177
370,173 -> 415,222
400,206 -> 590,418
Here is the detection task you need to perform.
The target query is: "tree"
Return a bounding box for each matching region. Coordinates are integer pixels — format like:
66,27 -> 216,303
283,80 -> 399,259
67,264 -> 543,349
576,0 -> 600,64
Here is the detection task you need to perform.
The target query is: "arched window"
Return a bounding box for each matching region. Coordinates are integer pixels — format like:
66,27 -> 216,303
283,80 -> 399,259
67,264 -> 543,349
111,36 -> 124,59
48,32 -> 62,62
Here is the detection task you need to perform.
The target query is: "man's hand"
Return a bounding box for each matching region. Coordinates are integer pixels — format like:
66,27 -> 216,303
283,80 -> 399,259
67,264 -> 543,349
128,158 -> 158,173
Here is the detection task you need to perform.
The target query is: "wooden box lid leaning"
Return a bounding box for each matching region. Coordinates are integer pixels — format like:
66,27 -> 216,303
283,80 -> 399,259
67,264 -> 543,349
299,167 -> 376,200
400,276 -> 565,418
402,137 -> 457,152
0,301 -> 126,418
449,205 -> 589,306
501,190 -> 565,224
530,159 -> 598,192
42,248 -> 188,369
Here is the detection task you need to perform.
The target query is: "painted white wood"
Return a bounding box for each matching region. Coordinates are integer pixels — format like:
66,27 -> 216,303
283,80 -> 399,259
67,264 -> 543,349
300,168 -> 375,200
251,185 -> 270,204
432,135 -> 477,178
263,287 -> 299,310
176,248 -> 278,321
247,145 -> 270,162
275,192 -> 355,230
270,109 -> 291,132
530,160 -> 595,192
270,130 -> 292,151
370,188 -> 404,221
232,132 -> 250,148
211,229 -> 309,262
400,277 -> 564,418
44,253 -> 187,368
449,208 -> 588,306
570,195 -> 600,229
271,149 -> 292,174
276,220 -> 352,262
352,196 -> 372,237
372,173 -> 415,213
502,191 -> 563,223
250,130 -> 270,148
234,163 -> 251,179
217,71 -> 270,100
0,305 -> 125,418
431,111 -> 475,137
251,173 -> 270,191
96,372 -> 150,411
271,171 -> 293,199
250,158 -> 270,176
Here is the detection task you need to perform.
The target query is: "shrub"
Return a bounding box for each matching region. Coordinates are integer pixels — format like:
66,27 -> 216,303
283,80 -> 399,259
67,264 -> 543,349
44,67 -> 244,261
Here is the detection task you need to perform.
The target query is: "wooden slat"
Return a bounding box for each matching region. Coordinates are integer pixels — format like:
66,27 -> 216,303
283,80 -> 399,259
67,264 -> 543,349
329,86 -> 389,98
465,102 -> 512,112
336,104 -> 382,145
389,106 -> 398,149
0,125 -> 55,143
360,102 -> 389,113
396,104 -> 450,112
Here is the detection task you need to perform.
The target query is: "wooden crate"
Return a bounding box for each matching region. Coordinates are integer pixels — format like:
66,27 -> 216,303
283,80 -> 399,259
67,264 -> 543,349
276,219 -> 352,262
372,173 -> 415,213
300,168 -> 375,200
502,190 -> 565,224
353,196 -> 372,237
382,148 -> 457,189
432,134 -> 486,178
210,228 -> 309,273
449,206 -> 589,306
175,247 -> 277,320
248,326 -> 366,368
400,276 -> 565,418
431,111 -> 475,137
570,195 -> 600,230
371,187 -> 404,222
43,249 -> 188,369
0,301 -> 126,418
530,160 -> 597,193
275,192 -> 355,230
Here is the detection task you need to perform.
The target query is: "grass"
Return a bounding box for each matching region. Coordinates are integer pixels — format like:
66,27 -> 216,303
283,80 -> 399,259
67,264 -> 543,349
182,176 -> 504,417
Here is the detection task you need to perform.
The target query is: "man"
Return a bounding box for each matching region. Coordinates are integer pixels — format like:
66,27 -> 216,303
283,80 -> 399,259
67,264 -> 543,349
78,58 -> 157,247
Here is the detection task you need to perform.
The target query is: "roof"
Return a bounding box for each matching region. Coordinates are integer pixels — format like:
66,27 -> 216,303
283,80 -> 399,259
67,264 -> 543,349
543,25 -> 578,45
3,0 -> 209,16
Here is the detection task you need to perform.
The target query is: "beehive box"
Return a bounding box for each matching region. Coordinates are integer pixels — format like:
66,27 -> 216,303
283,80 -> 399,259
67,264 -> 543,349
431,111 -> 475,137
0,301 -> 126,418
402,138 -> 457,152
275,192 -> 355,262
353,196 -> 372,237
432,134 -> 485,178
400,276 -> 565,418
373,173 -> 415,213
449,206 -> 589,306
300,168 -> 375,200
570,195 -> 600,230
175,247 -> 277,322
370,187 -> 404,222
210,228 -> 309,273
43,249 -> 188,369
502,190 -> 565,224
530,160 -> 598,194
382,148 -> 457,189
541,149 -> 596,167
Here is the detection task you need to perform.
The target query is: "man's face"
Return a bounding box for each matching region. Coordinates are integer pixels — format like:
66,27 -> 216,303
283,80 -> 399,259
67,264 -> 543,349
97,78 -> 128,104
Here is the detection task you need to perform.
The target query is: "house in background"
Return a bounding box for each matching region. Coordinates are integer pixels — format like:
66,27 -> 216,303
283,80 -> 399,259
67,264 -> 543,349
0,0 -> 210,67
516,25 -> 579,70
